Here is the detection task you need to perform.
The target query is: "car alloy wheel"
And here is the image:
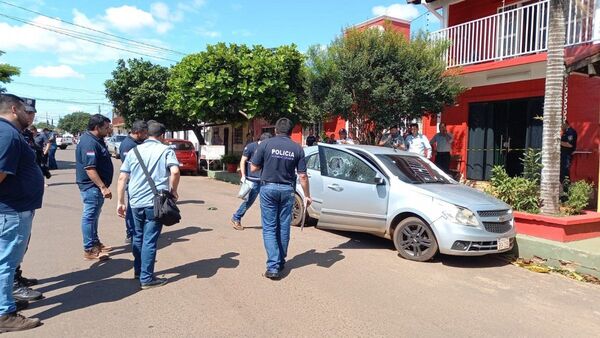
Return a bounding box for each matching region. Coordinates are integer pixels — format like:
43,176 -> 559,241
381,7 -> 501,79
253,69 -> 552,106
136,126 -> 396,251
393,217 -> 438,262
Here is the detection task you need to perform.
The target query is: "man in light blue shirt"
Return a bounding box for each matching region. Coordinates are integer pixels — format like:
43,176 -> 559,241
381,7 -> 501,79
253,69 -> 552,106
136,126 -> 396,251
116,122 -> 180,289
405,123 -> 432,159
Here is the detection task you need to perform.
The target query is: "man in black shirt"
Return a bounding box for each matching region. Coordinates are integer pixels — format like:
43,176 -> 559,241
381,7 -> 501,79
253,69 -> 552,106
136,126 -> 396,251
305,129 -> 317,147
560,120 -> 577,183
231,132 -> 271,230
251,118 -> 311,280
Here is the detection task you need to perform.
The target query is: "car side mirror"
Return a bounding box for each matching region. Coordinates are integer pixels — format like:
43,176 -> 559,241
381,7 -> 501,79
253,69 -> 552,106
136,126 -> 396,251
374,175 -> 385,185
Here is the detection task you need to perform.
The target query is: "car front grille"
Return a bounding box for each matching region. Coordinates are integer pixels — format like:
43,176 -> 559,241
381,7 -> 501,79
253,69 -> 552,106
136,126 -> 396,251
483,221 -> 512,234
478,209 -> 509,217
468,241 -> 498,251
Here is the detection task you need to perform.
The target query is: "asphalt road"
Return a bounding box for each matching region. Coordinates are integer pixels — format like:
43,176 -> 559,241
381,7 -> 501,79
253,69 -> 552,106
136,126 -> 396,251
13,148 -> 600,337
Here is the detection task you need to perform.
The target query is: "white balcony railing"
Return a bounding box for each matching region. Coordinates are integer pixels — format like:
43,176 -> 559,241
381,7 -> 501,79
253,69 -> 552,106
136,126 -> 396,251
429,0 -> 599,68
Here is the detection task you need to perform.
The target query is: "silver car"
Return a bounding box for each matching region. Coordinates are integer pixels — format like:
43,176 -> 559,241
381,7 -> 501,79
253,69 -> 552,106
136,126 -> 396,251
293,144 -> 515,262
107,135 -> 127,159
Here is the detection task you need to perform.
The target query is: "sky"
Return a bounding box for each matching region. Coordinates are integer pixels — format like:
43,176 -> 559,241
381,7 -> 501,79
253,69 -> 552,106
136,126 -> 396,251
0,0 -> 441,125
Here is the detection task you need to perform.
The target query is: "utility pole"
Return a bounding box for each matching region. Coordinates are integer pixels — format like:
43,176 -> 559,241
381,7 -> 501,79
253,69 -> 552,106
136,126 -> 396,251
45,112 -> 48,125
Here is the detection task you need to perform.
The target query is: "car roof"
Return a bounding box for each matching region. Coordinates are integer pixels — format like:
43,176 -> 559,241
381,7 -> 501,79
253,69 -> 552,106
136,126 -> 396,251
304,143 -> 419,157
164,138 -> 192,143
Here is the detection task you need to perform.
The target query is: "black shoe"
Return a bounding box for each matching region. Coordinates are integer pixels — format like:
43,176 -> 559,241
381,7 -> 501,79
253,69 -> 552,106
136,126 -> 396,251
13,285 -> 43,302
141,278 -> 167,290
16,275 -> 38,287
0,312 -> 41,332
263,270 -> 281,280
279,263 -> 285,272
15,300 -> 28,312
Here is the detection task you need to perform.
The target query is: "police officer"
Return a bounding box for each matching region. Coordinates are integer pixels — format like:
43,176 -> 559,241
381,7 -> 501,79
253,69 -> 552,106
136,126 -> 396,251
560,120 -> 577,183
251,118 -> 311,280
118,120 -> 149,243
75,114 -> 114,261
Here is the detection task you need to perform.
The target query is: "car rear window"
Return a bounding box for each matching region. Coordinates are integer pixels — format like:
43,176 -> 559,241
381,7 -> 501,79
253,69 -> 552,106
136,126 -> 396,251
169,142 -> 194,150
114,135 -> 127,142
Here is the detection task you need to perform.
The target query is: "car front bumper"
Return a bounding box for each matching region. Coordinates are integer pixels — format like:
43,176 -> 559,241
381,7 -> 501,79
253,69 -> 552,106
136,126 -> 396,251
432,218 -> 516,256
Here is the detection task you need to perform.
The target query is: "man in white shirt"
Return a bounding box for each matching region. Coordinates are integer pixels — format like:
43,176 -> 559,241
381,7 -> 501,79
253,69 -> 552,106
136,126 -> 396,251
336,128 -> 355,145
404,123 -> 432,159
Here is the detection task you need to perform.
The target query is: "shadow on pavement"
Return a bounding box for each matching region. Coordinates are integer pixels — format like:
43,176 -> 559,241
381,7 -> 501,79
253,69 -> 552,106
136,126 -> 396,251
177,200 -> 205,205
328,231 -> 395,251
155,252 -> 240,283
109,226 -> 212,257
286,249 -> 345,270
46,182 -> 77,187
434,254 -> 510,269
55,160 -> 77,170
29,276 -> 140,320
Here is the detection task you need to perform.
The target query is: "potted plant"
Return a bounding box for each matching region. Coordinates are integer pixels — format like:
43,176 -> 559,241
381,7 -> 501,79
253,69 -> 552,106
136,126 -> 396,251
221,153 -> 241,173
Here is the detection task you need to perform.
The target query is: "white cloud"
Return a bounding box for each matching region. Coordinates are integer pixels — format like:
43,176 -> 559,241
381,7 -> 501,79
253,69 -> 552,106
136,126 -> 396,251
104,5 -> 156,32
232,29 -> 252,37
196,27 -> 221,38
30,65 -> 85,79
372,4 -> 420,21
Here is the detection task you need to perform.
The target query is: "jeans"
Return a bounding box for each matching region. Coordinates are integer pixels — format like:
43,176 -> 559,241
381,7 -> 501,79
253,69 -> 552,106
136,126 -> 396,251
259,183 -> 295,273
0,211 -> 34,315
435,152 -> 451,174
232,181 -> 261,222
48,144 -> 58,170
131,207 -> 163,284
80,187 -> 104,250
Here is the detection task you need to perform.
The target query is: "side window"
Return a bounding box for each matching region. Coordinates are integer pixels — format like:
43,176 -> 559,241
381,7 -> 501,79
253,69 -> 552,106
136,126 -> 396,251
306,153 -> 320,171
322,148 -> 377,184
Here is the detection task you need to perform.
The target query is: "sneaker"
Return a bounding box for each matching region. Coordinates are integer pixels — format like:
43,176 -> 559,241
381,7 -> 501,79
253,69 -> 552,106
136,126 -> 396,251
141,278 -> 168,290
263,270 -> 281,280
97,242 -> 113,252
16,275 -> 38,287
15,300 -> 28,312
231,219 -> 244,231
83,247 -> 109,261
13,284 -> 43,302
0,312 -> 41,332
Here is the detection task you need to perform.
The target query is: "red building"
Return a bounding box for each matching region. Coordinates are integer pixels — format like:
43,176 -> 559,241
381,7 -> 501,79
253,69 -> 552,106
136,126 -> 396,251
419,0 -> 600,191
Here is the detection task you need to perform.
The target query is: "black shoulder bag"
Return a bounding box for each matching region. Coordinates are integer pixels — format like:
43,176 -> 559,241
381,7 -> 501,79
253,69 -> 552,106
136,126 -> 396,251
132,147 -> 181,226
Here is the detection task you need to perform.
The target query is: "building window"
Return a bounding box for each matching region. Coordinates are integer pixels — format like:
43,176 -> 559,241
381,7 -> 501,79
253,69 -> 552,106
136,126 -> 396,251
233,127 -> 243,144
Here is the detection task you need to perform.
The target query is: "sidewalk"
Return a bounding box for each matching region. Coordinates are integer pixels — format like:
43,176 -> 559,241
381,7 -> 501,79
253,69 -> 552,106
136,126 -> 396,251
514,235 -> 600,278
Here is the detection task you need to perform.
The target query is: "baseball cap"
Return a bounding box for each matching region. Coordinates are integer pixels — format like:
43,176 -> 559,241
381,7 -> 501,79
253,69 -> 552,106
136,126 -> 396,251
21,97 -> 37,113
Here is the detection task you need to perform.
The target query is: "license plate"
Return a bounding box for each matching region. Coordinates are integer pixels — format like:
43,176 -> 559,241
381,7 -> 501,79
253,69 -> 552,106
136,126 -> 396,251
497,237 -> 510,250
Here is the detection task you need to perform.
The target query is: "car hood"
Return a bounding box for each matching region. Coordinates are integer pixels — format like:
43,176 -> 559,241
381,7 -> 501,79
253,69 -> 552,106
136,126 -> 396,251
412,183 -> 510,211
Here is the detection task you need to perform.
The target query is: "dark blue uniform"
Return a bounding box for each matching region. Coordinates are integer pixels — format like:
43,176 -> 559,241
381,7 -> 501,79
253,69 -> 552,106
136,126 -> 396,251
244,142 -> 261,182
560,127 -> 577,182
0,119 -> 44,213
252,135 -> 306,275
231,141 -> 262,225
119,135 -> 142,162
75,131 -> 114,191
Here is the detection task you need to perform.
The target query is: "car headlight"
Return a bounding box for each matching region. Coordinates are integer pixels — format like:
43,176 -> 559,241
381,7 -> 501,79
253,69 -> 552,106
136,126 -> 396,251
434,199 -> 479,227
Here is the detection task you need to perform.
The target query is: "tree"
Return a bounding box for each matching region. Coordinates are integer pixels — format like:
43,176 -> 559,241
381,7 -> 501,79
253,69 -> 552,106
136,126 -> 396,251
58,111 -> 92,134
167,43 -> 307,129
0,51 -> 20,93
34,121 -> 55,130
305,24 -> 464,144
105,58 -> 180,129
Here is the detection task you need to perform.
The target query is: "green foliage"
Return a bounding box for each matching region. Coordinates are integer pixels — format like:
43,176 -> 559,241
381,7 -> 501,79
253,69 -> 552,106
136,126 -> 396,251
486,166 -> 541,213
521,148 -> 543,183
34,122 -> 55,130
57,111 -> 91,134
220,153 -> 241,164
105,59 -> 180,129
0,51 -> 20,93
562,180 -> 594,215
304,24 -> 464,144
167,43 -> 307,125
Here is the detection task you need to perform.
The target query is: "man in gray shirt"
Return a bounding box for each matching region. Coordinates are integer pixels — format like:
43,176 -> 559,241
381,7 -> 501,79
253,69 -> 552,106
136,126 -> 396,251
430,123 -> 453,174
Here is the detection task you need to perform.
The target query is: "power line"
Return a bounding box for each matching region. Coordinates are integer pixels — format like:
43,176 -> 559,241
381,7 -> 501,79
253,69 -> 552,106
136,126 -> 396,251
11,81 -> 106,95
0,13 -> 179,63
0,0 -> 186,56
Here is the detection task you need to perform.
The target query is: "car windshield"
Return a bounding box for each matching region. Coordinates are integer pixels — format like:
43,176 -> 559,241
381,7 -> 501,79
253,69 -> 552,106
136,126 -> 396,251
114,135 -> 127,142
169,141 -> 194,150
376,154 -> 452,184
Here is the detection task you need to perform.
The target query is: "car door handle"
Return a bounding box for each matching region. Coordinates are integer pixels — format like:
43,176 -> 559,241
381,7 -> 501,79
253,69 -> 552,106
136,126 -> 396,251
327,184 -> 343,192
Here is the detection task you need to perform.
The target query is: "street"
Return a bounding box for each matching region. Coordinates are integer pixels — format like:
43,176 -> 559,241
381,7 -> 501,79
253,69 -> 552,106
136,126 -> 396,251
15,148 -> 600,337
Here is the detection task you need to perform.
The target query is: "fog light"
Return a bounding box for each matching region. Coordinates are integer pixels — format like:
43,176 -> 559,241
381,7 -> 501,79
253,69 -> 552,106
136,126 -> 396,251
451,241 -> 470,251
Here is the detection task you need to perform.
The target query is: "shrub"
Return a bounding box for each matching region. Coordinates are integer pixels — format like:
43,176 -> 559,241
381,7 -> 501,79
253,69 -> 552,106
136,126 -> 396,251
220,153 -> 241,165
563,180 -> 594,215
521,149 -> 542,183
487,166 -> 540,214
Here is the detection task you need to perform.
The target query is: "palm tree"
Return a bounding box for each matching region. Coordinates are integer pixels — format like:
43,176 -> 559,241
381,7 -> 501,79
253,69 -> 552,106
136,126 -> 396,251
540,0 -> 567,215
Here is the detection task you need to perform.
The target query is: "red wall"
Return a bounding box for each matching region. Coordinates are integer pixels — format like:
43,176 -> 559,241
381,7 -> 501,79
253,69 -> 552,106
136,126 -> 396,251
448,0 -> 525,26
442,76 -> 600,188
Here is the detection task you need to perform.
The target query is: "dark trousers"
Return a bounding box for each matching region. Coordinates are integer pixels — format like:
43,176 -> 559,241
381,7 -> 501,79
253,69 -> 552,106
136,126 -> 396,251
560,152 -> 573,183
435,152 -> 451,174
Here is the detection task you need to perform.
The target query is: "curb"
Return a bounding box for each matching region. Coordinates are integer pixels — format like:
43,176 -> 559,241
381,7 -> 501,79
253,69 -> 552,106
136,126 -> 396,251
208,170 -> 241,185
513,234 -> 600,279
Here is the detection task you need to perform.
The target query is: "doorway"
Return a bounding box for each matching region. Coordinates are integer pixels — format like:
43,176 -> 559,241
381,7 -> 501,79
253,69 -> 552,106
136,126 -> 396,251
467,97 -> 543,180
224,127 -> 230,154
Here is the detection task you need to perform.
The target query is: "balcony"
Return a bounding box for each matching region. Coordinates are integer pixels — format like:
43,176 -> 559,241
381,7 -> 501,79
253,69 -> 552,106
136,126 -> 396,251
429,0 -> 600,68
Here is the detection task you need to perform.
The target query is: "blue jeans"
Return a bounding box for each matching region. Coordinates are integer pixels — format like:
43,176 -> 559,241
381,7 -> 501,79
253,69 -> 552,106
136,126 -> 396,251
131,207 -> 163,284
232,181 -> 261,222
259,183 -> 295,273
48,144 -> 58,170
80,187 -> 104,250
0,211 -> 34,315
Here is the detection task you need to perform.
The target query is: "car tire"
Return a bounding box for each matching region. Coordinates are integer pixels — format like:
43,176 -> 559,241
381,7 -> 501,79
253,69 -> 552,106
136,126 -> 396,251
291,193 -> 305,227
393,217 -> 438,262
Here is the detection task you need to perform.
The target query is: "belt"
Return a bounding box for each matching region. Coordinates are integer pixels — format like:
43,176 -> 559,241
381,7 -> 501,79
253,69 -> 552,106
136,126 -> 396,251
261,181 -> 294,187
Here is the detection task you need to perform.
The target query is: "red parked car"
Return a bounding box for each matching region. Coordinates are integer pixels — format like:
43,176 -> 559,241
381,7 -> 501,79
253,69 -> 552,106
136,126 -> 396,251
164,139 -> 199,175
